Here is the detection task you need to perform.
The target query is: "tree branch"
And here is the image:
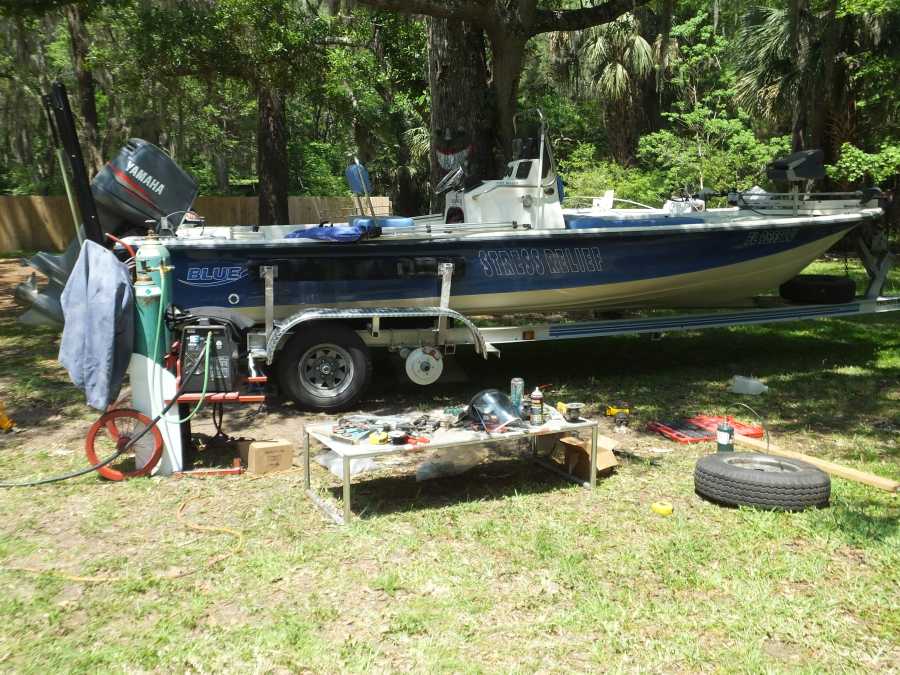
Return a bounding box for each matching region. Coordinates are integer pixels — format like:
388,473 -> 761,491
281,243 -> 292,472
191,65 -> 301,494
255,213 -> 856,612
531,0 -> 644,35
352,0 -> 489,24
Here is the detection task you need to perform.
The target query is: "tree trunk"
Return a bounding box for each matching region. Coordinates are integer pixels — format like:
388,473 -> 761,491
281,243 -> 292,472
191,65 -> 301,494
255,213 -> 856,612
257,84 -> 289,225
213,153 -> 230,194
488,33 -> 528,160
64,5 -> 103,177
811,1 -> 844,164
428,16 -> 497,206
606,100 -> 637,166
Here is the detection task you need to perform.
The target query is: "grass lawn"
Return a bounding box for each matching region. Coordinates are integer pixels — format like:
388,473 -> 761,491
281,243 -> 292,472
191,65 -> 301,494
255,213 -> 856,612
0,258 -> 897,672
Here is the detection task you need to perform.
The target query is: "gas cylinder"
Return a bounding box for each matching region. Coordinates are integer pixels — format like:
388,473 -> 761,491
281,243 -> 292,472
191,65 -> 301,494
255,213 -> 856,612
133,235 -> 172,363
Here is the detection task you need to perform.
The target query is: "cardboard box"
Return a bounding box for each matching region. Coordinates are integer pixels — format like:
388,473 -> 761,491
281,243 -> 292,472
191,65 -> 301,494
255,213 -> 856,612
558,435 -> 618,481
240,439 -> 294,474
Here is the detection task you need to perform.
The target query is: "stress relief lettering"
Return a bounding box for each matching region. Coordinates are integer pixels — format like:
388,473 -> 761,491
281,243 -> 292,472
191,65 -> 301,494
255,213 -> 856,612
478,247 -> 603,277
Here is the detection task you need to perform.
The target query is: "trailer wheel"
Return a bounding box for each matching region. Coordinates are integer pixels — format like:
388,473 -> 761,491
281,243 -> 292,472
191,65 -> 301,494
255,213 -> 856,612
278,322 -> 372,412
694,452 -> 830,511
779,275 -> 856,304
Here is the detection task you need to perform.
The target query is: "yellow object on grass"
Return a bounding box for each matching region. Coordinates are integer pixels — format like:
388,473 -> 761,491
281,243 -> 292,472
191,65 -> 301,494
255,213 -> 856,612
0,402 -> 13,432
651,501 -> 673,516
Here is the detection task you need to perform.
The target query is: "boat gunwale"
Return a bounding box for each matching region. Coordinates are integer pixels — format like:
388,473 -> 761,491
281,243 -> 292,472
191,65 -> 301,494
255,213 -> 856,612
143,210 -> 878,251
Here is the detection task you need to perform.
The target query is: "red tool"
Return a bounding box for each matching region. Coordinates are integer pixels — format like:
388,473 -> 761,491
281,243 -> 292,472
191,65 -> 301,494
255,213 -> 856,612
686,415 -> 764,439
407,436 -> 430,447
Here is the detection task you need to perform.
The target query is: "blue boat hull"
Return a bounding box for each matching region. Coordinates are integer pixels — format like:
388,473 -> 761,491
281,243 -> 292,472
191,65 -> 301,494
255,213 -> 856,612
166,220 -> 854,319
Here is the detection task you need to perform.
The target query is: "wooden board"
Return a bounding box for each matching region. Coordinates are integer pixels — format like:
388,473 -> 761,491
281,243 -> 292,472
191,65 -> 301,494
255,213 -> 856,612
734,433 -> 899,493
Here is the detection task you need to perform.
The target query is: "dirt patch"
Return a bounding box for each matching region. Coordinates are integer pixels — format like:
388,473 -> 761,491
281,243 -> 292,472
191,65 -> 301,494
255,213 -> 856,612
0,259 -> 39,318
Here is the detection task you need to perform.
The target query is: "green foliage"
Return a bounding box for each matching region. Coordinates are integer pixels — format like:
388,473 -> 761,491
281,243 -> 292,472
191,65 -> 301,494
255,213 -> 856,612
134,0 -> 328,87
1,0 -> 898,215
621,12 -> 793,193
295,142 -> 349,197
666,12 -> 731,107
559,142 -> 668,206
638,97 -> 791,192
837,0 -> 900,16
827,142 -> 900,185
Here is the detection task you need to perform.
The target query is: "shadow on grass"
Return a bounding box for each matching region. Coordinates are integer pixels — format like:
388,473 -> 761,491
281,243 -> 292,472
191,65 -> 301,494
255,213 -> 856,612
0,313 -> 84,418
359,314 -> 898,456
822,498 -> 900,546
323,454 -> 583,520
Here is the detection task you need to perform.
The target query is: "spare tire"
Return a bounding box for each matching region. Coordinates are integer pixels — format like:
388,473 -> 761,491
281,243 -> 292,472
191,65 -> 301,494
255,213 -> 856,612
694,452 -> 830,511
779,274 -> 856,304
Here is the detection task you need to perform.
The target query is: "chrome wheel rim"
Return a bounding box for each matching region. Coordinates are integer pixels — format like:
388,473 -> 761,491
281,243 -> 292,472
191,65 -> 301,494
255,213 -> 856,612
297,343 -> 354,398
723,456 -> 800,473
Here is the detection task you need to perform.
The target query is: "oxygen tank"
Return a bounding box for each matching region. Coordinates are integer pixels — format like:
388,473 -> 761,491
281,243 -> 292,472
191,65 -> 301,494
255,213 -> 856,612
133,236 -> 172,363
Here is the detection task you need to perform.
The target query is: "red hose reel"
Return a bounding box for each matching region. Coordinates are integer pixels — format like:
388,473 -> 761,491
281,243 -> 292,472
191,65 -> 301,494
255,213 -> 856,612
84,408 -> 164,481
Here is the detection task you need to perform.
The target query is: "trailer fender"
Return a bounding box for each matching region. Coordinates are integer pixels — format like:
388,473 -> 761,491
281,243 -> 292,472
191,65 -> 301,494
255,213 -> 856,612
265,307 -> 488,365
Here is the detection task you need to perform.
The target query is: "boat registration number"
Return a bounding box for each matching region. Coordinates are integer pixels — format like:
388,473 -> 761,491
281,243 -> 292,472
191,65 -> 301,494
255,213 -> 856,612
478,247 -> 603,277
739,228 -> 798,247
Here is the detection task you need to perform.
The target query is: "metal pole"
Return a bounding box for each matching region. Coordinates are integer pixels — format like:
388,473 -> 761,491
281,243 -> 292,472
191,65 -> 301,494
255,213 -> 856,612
354,159 -> 377,220
261,265 -> 276,342
437,263 -> 454,343
303,429 -> 311,490
342,456 -> 352,523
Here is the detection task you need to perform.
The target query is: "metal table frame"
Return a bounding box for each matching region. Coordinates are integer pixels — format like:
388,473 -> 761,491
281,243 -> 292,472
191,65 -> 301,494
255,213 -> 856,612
302,419 -> 599,524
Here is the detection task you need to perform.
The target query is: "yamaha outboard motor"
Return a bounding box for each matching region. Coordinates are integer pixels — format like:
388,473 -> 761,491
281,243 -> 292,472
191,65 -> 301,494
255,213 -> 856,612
18,139 -> 198,326
92,139 -> 198,236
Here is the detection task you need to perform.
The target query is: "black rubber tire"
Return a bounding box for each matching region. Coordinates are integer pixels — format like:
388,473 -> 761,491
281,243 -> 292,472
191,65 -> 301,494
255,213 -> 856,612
779,275 -> 856,304
694,452 -> 830,511
277,322 -> 372,412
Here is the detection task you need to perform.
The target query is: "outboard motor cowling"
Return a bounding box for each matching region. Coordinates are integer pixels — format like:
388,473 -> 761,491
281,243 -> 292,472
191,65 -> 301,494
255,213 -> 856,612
92,138 -> 198,235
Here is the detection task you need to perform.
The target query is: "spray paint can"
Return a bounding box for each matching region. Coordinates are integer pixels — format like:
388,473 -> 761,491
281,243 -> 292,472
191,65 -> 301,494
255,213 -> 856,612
510,378 -> 525,411
530,387 -> 544,426
717,418 -> 735,452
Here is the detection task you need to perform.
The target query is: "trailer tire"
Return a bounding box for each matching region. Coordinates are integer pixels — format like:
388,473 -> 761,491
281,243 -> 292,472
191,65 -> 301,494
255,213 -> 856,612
694,452 -> 830,511
779,275 -> 856,304
277,322 -> 371,412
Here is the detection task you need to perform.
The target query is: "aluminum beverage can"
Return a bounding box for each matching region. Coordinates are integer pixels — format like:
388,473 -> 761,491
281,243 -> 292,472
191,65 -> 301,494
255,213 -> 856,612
510,378 -> 525,410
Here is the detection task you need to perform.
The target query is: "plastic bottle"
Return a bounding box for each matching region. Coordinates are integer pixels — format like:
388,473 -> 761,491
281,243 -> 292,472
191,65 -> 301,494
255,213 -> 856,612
530,387 -> 544,425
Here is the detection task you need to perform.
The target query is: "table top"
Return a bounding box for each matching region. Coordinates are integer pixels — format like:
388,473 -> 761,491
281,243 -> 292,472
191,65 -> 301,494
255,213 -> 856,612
305,415 -> 597,460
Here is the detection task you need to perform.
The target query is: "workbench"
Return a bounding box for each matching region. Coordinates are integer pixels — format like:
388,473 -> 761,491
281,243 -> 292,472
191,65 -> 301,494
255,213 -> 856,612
302,416 -> 600,524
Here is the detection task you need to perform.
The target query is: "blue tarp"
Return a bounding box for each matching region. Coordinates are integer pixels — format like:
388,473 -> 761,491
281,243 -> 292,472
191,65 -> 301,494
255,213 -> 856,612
285,224 -> 372,242
350,215 -> 415,229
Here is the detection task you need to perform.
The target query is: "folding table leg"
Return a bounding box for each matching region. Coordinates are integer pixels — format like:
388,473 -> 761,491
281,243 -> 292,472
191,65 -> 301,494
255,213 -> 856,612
303,431 -> 311,489
342,456 -> 352,523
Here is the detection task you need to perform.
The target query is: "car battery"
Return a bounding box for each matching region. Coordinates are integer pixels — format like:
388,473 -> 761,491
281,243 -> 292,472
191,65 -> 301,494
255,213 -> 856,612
180,324 -> 237,393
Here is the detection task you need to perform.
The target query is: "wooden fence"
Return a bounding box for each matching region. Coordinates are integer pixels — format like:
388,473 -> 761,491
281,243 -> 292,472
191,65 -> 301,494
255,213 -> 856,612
0,195 -> 392,253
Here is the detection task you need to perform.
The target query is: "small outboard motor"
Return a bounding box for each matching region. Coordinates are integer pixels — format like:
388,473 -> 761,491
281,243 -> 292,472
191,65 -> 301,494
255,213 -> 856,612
92,139 -> 198,235
766,149 -> 825,183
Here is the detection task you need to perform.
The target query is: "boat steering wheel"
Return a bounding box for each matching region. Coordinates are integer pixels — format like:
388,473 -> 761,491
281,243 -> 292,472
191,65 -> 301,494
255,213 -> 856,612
435,166 -> 465,195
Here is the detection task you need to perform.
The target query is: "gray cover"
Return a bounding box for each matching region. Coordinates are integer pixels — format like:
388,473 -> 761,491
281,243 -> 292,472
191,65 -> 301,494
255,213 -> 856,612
59,240 -> 134,410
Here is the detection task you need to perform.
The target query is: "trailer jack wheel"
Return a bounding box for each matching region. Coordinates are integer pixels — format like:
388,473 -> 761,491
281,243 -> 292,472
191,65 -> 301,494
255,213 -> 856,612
278,323 -> 372,412
85,409 -> 164,481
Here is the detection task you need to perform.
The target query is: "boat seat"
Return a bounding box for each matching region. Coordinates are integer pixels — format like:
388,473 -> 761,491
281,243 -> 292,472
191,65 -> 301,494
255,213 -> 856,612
766,149 -> 825,182
563,214 -> 705,229
350,215 -> 415,229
